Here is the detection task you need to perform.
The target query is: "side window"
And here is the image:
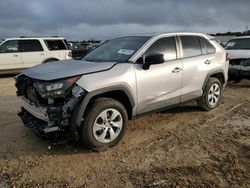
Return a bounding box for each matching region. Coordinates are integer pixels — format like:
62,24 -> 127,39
199,37 -> 208,55
0,40 -> 19,53
180,36 -> 202,58
45,40 -> 67,51
203,38 -> 216,54
145,37 -> 177,61
21,40 -> 43,52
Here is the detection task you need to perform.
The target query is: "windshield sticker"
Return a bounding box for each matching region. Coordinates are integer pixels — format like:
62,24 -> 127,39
117,49 -> 134,55
226,42 -> 236,47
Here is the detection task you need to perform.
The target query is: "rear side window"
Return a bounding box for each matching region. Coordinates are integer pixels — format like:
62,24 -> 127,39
145,37 -> 177,61
21,40 -> 43,52
0,40 -> 19,53
45,40 -> 67,51
180,36 -> 202,58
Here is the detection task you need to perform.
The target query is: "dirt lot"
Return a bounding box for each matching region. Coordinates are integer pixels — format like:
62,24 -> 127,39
0,77 -> 249,187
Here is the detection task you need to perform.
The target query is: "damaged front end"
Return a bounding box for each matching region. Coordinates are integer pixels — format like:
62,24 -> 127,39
15,75 -> 85,141
228,58 -> 250,81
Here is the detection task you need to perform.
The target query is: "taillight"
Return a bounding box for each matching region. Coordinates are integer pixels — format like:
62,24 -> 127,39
226,52 -> 230,61
68,51 -> 72,58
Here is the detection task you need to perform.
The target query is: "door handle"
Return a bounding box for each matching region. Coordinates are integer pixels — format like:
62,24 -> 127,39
13,54 -> 19,57
172,67 -> 182,73
204,60 -> 212,65
40,53 -> 45,56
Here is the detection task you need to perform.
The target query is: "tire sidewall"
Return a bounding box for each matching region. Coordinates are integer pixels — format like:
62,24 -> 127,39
81,98 -> 128,150
205,78 -> 222,109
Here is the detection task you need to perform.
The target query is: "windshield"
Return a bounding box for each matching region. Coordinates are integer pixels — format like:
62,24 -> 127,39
0,39 -> 5,45
225,38 -> 250,50
83,36 -> 150,62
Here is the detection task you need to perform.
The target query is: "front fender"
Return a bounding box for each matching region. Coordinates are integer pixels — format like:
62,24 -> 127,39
70,86 -> 136,141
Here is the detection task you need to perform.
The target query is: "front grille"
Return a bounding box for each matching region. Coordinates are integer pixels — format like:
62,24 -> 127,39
26,87 -> 38,104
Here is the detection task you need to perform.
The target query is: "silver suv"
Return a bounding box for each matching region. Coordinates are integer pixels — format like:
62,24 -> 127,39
15,32 -> 229,151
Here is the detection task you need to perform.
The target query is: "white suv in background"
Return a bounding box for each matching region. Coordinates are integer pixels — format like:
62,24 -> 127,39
0,37 -> 72,74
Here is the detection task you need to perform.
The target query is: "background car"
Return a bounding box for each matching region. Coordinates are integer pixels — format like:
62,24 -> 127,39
0,36 -> 72,74
225,36 -> 250,81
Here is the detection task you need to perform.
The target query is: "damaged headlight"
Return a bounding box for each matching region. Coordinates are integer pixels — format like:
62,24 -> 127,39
34,76 -> 80,98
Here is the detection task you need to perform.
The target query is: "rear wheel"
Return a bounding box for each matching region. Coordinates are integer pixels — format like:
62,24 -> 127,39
80,98 -> 128,151
44,59 -> 58,63
198,77 -> 222,111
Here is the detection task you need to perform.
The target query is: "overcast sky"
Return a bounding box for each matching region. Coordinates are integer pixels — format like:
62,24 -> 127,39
0,0 -> 249,40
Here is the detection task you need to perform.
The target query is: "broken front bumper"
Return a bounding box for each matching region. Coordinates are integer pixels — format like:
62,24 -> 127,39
18,92 -> 84,139
20,96 -> 49,122
18,97 -> 64,138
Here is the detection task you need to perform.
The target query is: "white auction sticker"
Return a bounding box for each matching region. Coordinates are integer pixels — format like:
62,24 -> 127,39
117,49 -> 134,55
226,42 -> 236,47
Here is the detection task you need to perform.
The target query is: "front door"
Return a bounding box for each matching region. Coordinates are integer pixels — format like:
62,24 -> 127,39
134,36 -> 183,114
0,40 -> 23,71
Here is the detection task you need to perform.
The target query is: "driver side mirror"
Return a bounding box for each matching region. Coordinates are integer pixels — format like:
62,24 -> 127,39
142,53 -> 165,70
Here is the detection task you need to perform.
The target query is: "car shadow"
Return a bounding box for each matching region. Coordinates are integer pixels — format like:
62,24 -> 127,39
227,80 -> 250,88
0,74 -> 18,78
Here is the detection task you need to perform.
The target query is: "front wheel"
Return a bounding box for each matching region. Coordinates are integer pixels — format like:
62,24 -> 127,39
197,77 -> 222,111
80,98 -> 128,151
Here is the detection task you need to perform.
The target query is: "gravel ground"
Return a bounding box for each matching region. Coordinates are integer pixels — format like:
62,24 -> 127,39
0,76 -> 249,187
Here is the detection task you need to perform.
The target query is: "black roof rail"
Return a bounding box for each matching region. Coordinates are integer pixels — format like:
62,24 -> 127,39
19,36 -> 60,38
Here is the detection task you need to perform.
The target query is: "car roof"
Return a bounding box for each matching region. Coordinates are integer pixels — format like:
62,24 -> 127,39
124,32 -> 213,39
230,36 -> 250,40
4,37 -> 65,40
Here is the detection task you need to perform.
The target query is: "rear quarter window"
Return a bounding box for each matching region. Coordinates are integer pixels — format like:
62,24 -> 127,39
44,40 -> 67,51
203,38 -> 216,54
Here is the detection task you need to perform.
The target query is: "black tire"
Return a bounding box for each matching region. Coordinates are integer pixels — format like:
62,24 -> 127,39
80,98 -> 128,151
197,77 -> 222,111
44,59 -> 58,63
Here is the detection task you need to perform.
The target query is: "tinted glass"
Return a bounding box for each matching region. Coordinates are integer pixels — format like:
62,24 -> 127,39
45,40 -> 67,50
63,39 -> 69,49
203,38 -> 216,54
21,40 -> 43,52
145,37 -> 177,61
225,38 -> 250,50
199,37 -> 208,55
0,40 -> 19,53
181,36 -> 202,58
83,36 -> 150,62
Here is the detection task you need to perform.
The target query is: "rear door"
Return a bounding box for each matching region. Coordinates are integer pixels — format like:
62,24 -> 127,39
20,39 -> 45,68
0,40 -> 23,71
179,35 -> 216,102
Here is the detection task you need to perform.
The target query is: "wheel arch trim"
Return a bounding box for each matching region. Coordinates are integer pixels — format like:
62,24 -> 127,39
78,85 -> 135,123
202,70 -> 226,89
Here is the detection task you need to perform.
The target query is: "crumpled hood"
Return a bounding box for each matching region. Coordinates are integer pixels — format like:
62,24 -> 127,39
21,60 -> 116,81
227,49 -> 250,60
